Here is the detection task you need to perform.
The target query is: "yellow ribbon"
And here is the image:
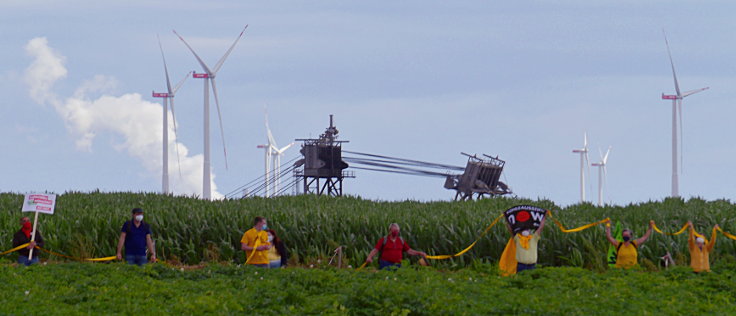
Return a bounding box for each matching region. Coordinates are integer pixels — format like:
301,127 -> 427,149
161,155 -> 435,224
245,236 -> 262,264
34,247 -> 117,262
0,243 -> 30,256
652,222 -> 689,236
717,227 -> 736,240
547,211 -> 610,233
426,213 -> 505,260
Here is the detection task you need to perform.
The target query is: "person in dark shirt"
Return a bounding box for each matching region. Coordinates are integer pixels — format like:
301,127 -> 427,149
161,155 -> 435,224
116,208 -> 156,266
12,216 -> 44,266
365,223 -> 427,270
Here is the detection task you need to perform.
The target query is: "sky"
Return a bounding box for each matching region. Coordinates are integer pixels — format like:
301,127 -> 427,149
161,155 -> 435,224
1,1 -> 735,206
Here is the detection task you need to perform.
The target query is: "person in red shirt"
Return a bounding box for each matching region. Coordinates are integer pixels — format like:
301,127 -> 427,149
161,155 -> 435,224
365,223 -> 427,270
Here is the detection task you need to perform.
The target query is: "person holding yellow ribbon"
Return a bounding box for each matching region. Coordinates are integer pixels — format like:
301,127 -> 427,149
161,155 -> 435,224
241,216 -> 271,267
687,221 -> 718,273
12,216 -> 44,266
504,214 -> 547,273
605,219 -> 653,269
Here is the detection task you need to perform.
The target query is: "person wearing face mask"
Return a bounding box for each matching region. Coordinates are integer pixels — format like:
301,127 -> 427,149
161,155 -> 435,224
605,219 -> 654,269
241,216 -> 271,267
687,221 -> 718,273
265,229 -> 289,268
364,223 -> 427,270
12,216 -> 45,266
116,208 -> 156,266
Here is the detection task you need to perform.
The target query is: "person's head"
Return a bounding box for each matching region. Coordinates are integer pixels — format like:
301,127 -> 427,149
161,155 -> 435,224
266,229 -> 280,244
20,216 -> 31,228
132,208 -> 144,222
388,223 -> 400,237
622,229 -> 633,242
254,216 -> 267,231
695,236 -> 705,245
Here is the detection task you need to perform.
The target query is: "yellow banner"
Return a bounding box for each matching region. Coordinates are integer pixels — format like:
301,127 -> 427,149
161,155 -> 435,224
34,247 -> 117,262
717,227 -> 736,240
652,222 -> 688,236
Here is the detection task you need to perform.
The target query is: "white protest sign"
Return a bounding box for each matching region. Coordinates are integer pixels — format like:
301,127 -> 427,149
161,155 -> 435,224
22,193 -> 56,215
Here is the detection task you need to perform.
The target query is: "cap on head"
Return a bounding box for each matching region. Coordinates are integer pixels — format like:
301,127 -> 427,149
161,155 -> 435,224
132,208 -> 144,214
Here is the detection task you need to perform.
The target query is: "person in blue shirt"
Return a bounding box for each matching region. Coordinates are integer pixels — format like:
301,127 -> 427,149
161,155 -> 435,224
116,208 -> 156,266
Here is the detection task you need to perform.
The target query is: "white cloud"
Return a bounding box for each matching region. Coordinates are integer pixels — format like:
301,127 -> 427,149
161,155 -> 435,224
23,37 -> 222,198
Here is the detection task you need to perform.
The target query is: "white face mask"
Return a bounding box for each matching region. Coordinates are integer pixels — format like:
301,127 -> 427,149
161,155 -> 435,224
267,236 -> 274,243
521,230 -> 531,237
696,237 -> 705,244
135,215 -> 144,222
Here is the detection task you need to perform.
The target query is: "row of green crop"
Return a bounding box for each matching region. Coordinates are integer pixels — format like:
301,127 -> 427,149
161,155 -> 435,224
1,262 -> 736,314
1,192 -> 736,269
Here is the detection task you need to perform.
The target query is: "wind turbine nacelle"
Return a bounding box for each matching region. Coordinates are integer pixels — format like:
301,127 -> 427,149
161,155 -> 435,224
152,92 -> 170,98
661,94 -> 678,100
193,73 -> 210,79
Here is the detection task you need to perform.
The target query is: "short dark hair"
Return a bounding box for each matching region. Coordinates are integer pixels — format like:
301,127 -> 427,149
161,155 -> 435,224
254,216 -> 265,226
132,208 -> 144,214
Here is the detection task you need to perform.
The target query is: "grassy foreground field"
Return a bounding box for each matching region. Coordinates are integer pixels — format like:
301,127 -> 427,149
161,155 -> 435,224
2,192 -> 736,269
1,263 -> 735,315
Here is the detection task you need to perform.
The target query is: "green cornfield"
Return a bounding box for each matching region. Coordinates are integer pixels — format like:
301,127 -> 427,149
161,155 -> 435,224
2,192 -> 735,270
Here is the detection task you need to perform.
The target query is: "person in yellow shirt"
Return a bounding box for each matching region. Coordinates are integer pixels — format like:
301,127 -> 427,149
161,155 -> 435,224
605,220 -> 653,269
687,221 -> 718,273
240,216 -> 271,267
504,215 -> 546,273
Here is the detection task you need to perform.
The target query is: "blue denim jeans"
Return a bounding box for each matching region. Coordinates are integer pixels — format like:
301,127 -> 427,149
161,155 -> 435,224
517,262 -> 536,273
269,260 -> 282,268
379,259 -> 401,270
18,256 -> 39,266
126,254 -> 148,266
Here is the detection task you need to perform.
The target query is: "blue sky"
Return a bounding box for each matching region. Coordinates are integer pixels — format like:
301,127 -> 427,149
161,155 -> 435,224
1,1 -> 734,205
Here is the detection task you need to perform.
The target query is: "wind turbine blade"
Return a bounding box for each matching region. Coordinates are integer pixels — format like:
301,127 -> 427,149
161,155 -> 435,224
663,30 -> 681,96
264,108 -> 278,147
682,87 -> 709,98
210,78 -> 229,169
279,142 -> 295,153
157,34 -> 173,93
583,132 -> 588,149
169,97 -> 183,178
173,29 -> 214,74
603,146 -> 611,164
172,71 -> 192,94
213,25 -> 248,74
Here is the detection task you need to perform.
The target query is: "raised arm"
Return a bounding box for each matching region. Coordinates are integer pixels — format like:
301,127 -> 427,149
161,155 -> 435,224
605,220 -> 618,246
635,220 -> 654,246
687,221 -> 695,249
707,224 -> 718,252
537,215 -> 547,235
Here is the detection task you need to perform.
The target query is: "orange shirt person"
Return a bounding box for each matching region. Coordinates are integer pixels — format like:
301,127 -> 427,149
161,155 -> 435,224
687,221 -> 718,273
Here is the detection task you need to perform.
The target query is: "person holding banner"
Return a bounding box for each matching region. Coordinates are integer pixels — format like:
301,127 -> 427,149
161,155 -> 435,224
116,208 -> 156,266
687,221 -> 718,273
605,220 -> 653,269
364,223 -> 427,270
241,216 -> 271,267
12,216 -> 44,266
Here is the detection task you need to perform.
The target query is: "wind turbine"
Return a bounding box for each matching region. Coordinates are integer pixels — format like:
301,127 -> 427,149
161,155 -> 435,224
152,36 -> 191,194
661,31 -> 709,198
264,110 -> 294,196
591,147 -> 611,207
571,132 -> 590,203
173,26 -> 248,200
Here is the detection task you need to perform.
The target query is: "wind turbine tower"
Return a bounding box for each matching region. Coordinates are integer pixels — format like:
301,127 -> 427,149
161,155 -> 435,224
263,111 -> 294,197
174,26 -> 248,200
660,32 -> 709,198
571,132 -> 590,203
591,147 -> 611,207
152,37 -> 190,194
